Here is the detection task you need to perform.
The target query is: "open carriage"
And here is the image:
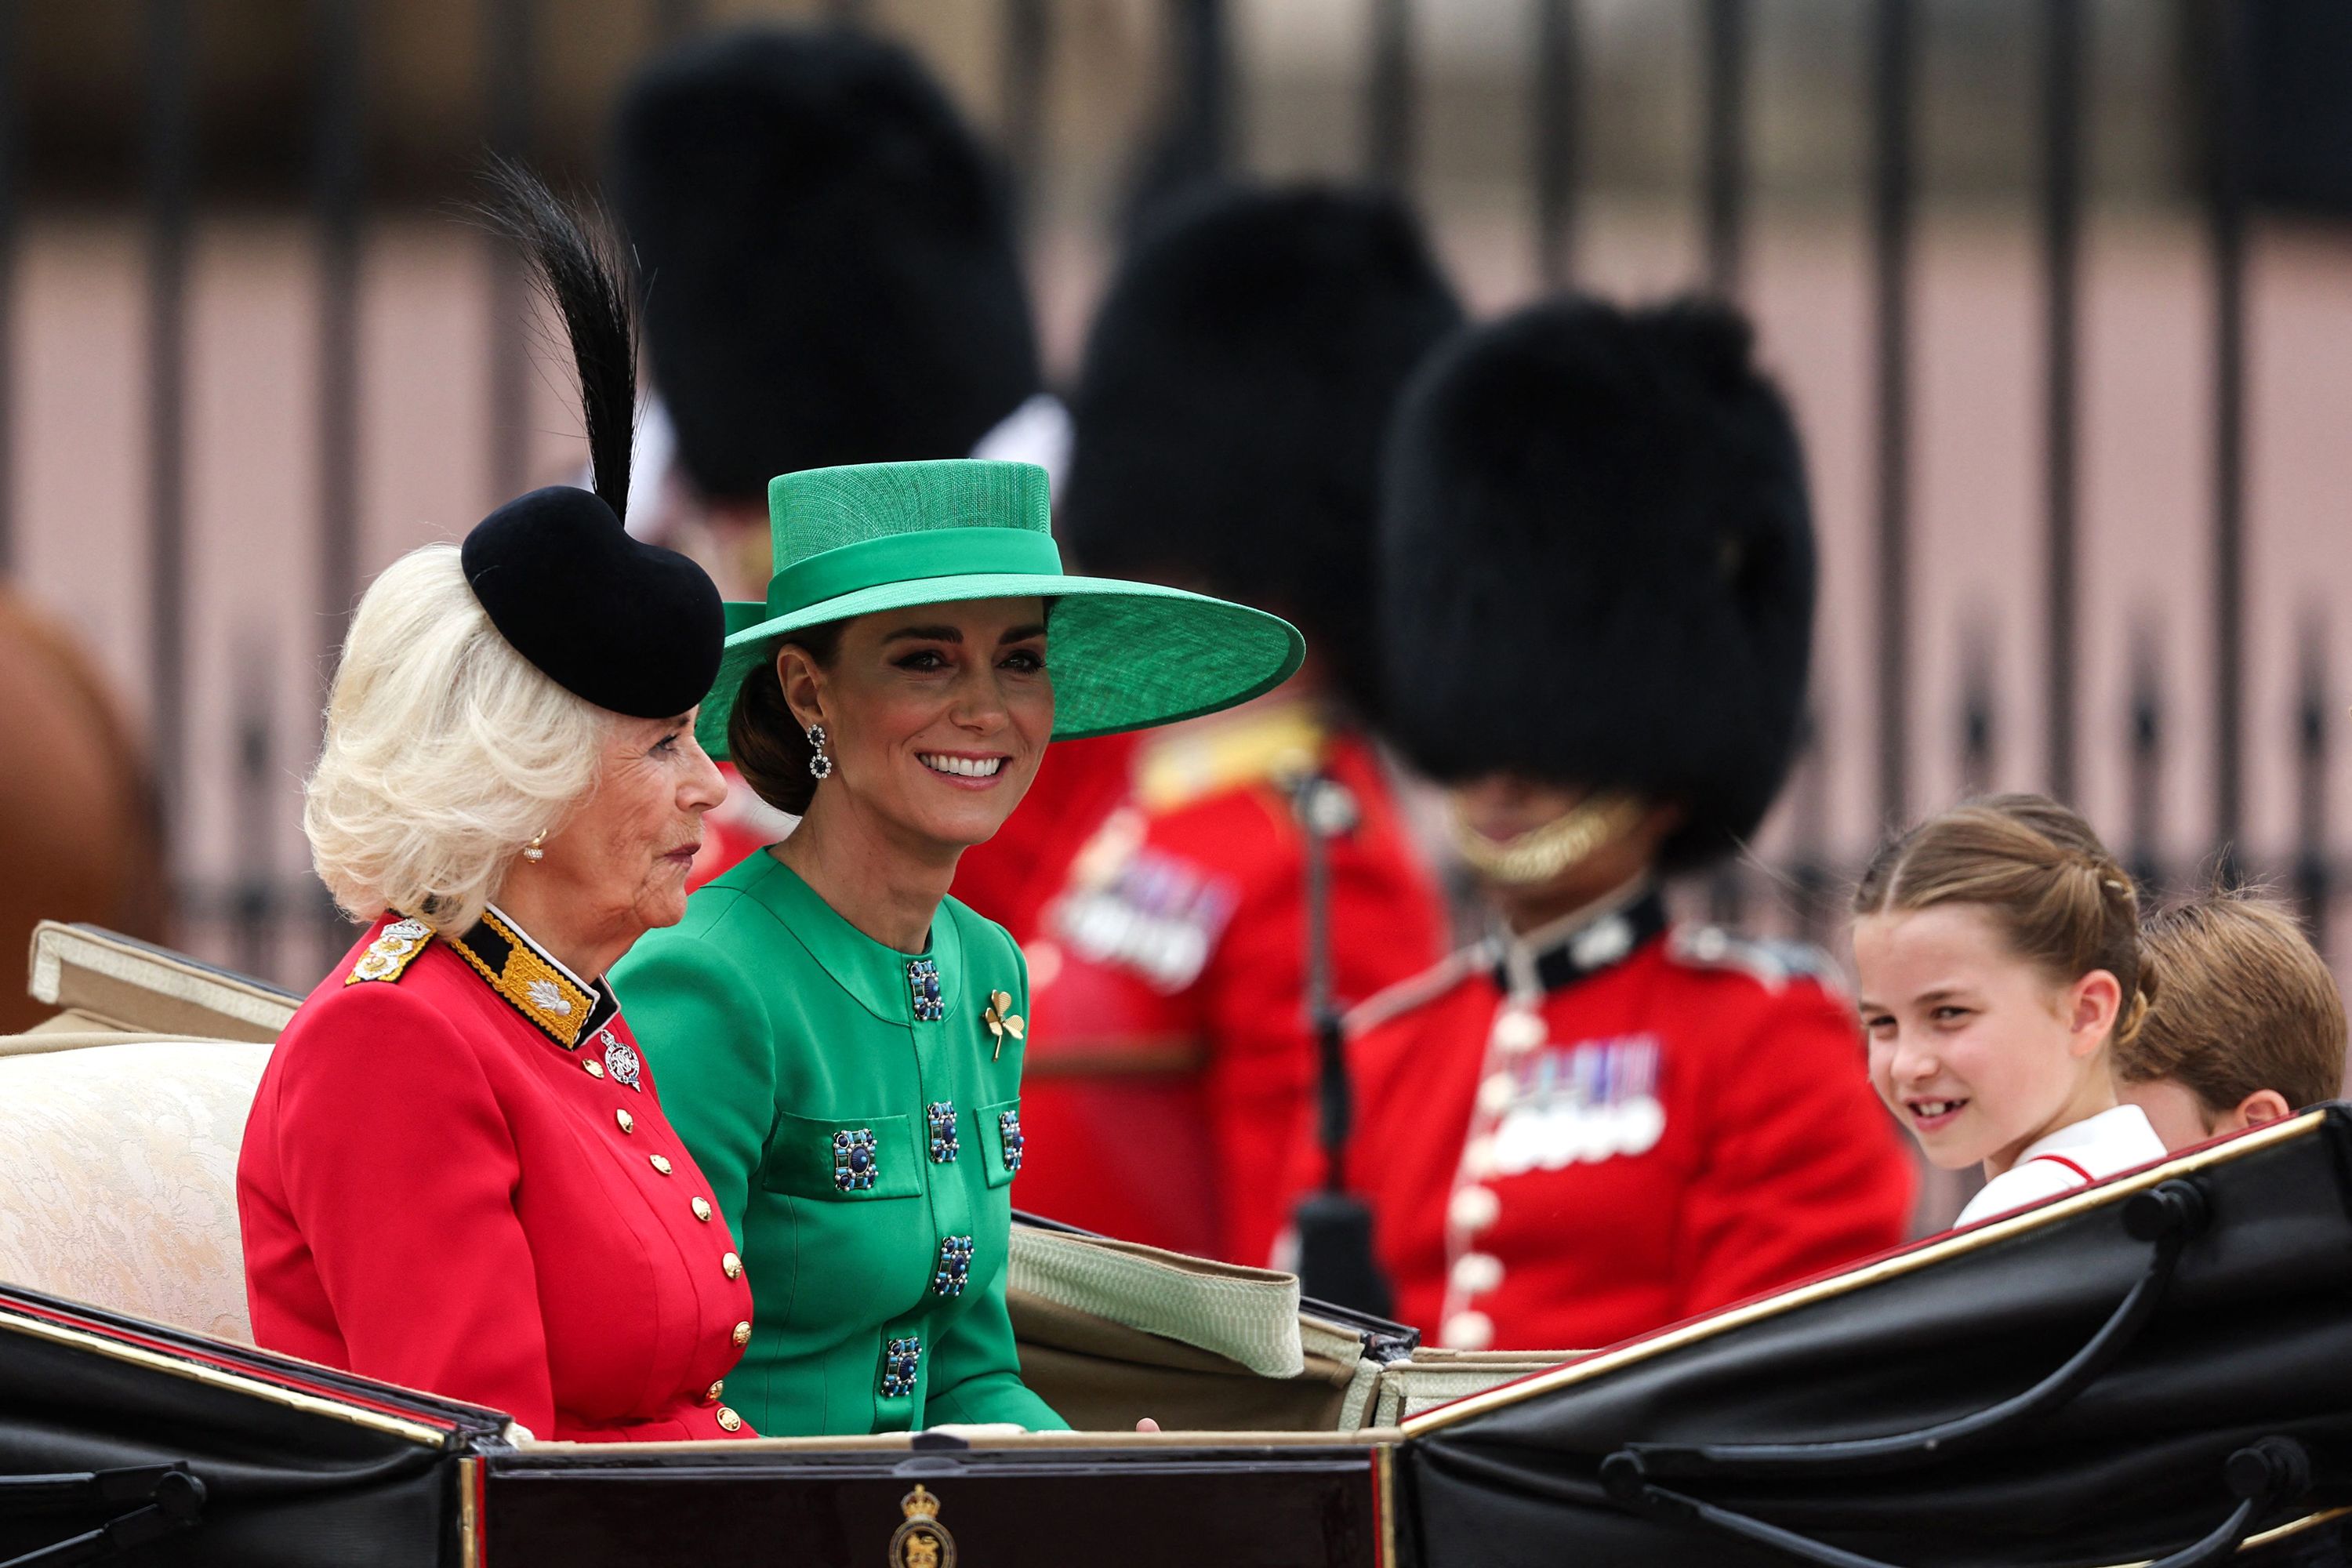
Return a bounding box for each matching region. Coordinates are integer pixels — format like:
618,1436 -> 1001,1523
4,922 -> 2349,1566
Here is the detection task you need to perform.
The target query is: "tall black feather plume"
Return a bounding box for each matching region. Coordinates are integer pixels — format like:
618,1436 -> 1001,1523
477,155 -> 638,525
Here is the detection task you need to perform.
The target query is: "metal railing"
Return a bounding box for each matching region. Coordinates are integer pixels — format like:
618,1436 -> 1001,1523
0,0 -> 2332,987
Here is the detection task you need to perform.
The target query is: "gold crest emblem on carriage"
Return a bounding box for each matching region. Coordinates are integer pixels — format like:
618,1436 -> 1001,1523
888,1483 -> 955,1568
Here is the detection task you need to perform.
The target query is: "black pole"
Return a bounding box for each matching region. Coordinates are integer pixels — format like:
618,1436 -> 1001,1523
1961,628 -> 1996,798
0,2 -> 18,578
2126,626 -> 2165,897
1788,707 -> 1830,946
1534,0 -> 1579,288
1122,0 -> 1233,234
314,0 -> 365,976
483,0 -> 533,505
1367,0 -> 1414,191
315,0 -> 362,652
1000,0 -> 1053,230
2200,0 -> 2248,885
232,648 -> 276,985
1870,0 -> 1915,829
144,0 -> 193,873
2042,0 -> 2084,804
1700,0 -> 1748,297
1289,774 -> 1392,1318
2295,619 -> 2329,957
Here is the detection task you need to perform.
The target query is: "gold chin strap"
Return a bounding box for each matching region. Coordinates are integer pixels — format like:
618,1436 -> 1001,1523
1449,793 -> 1647,887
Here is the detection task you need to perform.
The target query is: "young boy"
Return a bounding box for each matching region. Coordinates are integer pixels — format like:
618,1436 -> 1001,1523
2118,891 -> 2348,1152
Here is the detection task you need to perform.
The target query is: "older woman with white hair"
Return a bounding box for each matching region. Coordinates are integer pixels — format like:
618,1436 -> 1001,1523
236,171 -> 757,1442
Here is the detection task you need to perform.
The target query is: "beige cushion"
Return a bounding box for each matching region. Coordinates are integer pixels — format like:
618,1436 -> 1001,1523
0,1036 -> 269,1344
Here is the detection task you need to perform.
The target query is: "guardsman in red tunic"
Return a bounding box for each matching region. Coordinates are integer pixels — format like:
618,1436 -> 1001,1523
953,186 -> 1464,1267
1337,296 -> 1915,1352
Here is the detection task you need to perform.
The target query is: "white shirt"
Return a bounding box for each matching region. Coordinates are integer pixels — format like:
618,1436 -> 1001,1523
1954,1104 -> 2169,1228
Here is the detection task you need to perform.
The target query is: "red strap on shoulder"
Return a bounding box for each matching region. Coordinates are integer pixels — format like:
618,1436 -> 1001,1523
2028,1152 -> 2095,1184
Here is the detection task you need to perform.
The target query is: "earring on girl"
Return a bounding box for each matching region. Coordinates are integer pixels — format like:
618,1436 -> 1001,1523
807,724 -> 833,781
522,829 -> 547,864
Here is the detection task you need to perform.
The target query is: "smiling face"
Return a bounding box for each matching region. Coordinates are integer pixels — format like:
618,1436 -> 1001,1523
518,709 -> 726,960
1853,902 -> 2124,1176
779,597 -> 1053,856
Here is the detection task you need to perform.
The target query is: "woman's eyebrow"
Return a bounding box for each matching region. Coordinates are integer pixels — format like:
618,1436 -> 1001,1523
884,624 -> 963,644
998,623 -> 1048,644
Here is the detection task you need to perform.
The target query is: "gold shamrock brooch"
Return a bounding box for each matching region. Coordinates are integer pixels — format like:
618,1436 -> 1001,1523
983,989 -> 1026,1061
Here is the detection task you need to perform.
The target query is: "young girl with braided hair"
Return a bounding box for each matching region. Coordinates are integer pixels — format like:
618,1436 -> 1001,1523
1852,794 -> 2169,1227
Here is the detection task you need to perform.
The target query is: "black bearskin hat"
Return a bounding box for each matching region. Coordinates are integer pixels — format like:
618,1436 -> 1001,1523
610,26 -> 1040,502
1059,183 -> 1463,724
1379,296 -> 1816,871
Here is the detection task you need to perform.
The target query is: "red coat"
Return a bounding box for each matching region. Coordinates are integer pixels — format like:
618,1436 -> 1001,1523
238,909 -> 757,1442
1339,891 -> 1915,1352
953,699 -> 1446,1266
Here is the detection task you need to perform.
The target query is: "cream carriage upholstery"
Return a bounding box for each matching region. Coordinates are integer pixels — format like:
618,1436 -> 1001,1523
0,1035 -> 270,1344
0,924 -> 295,1345
1,922 -> 1555,1432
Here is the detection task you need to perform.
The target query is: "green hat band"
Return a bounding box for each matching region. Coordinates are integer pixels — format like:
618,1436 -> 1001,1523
768,528 -> 1062,620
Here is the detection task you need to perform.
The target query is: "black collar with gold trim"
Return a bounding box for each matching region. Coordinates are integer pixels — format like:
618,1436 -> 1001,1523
1492,885 -> 1670,997
443,906 -> 618,1048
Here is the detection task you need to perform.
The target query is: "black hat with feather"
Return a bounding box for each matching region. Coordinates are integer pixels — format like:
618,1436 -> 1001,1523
1379,295 -> 1817,871
1059,182 -> 1463,725
608,26 -> 1040,502
460,162 -> 724,720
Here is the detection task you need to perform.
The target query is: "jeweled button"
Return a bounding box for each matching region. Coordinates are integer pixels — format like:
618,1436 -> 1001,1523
615,1108 -> 634,1134
691,1196 -> 712,1221
649,1154 -> 673,1175
715,1406 -> 742,1432
731,1321 -> 752,1347
722,1250 -> 742,1279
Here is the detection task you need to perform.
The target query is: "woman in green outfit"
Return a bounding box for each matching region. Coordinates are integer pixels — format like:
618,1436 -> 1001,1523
612,459 -> 1300,1435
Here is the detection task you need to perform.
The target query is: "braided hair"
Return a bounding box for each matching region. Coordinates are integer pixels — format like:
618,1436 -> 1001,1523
1853,793 -> 2154,1049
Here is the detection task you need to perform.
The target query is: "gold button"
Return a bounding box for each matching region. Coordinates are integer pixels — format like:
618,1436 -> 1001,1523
584,1059 -> 605,1078
721,1250 -> 743,1280
691,1196 -> 712,1222
715,1406 -> 742,1433
615,1108 -> 634,1134
649,1154 -> 673,1175
731,1320 -> 751,1347
706,1378 -> 724,1403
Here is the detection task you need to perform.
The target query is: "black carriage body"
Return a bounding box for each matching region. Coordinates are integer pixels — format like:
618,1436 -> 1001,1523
1399,1106 -> 2352,1568
479,1441 -> 1385,1566
10,1102 -> 2352,1566
0,1287 -> 1390,1567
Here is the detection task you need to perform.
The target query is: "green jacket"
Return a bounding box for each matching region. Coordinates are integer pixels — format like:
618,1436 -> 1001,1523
612,851 -> 1067,1436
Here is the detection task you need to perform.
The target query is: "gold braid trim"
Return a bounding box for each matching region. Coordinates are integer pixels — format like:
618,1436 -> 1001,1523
1449,795 -> 1646,887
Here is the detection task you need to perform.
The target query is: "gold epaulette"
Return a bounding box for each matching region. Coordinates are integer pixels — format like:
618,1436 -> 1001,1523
1341,944 -> 1492,1038
345,918 -> 432,985
1135,699 -> 1324,815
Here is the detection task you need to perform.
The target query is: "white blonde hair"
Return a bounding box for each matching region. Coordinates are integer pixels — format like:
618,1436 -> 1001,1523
306,544 -> 608,933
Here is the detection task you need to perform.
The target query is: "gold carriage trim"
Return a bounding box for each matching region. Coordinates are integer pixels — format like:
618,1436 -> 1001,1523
345,918 -> 432,987
443,906 -> 601,1048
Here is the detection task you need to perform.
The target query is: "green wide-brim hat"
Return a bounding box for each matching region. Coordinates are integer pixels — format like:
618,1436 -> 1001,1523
697,459 -> 1303,760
